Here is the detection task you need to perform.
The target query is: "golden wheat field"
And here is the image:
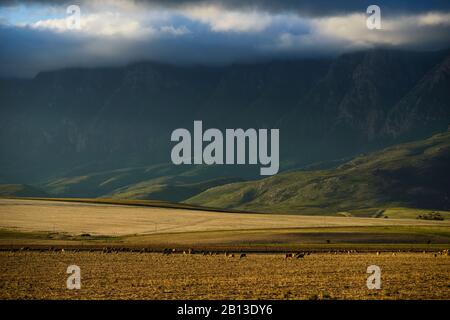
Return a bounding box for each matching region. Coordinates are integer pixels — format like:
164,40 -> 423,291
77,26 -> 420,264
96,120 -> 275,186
0,251 -> 449,300
1,199 -> 449,236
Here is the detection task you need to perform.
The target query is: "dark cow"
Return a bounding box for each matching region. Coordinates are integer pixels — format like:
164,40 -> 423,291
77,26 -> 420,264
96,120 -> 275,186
295,252 -> 305,259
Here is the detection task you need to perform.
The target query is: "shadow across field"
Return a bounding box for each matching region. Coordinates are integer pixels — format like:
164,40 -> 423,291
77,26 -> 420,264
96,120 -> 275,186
1,225 -> 449,253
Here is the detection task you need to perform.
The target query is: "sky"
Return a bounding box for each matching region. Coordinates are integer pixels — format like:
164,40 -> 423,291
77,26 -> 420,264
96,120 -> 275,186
1,0 -> 450,77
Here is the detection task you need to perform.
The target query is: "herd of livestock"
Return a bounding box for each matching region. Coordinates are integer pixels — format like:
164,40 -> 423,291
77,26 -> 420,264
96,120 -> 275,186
6,247 -> 449,258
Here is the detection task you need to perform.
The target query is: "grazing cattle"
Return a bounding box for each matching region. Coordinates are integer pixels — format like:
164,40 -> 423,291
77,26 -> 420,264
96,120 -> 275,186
239,253 -> 247,259
285,253 -> 294,259
295,252 -> 305,259
376,252 -> 380,256
226,253 -> 235,258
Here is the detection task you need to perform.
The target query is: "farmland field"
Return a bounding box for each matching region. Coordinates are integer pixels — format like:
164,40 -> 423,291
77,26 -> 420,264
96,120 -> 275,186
0,198 -> 449,300
1,198 -> 450,250
0,251 -> 449,300
1,198 -> 449,236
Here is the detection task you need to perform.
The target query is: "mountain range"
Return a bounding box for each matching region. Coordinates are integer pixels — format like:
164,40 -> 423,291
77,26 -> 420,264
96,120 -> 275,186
0,48 -> 449,206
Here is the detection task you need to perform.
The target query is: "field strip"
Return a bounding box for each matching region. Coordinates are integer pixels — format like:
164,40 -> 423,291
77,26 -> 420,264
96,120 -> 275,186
1,252 -> 449,299
1,198 -> 449,236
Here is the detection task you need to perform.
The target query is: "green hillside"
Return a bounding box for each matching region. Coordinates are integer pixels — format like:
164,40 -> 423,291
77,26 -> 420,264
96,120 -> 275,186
106,177 -> 241,201
41,163 -> 246,202
0,184 -> 49,197
186,131 -> 450,218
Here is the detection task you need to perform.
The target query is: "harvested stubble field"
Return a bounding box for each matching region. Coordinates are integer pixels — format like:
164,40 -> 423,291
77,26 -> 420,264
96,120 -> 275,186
0,251 -> 449,300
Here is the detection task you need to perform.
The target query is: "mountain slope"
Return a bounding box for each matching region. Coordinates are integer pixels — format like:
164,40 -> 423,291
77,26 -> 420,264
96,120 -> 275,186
106,177 -> 242,202
186,131 -> 450,216
41,163 -> 251,201
1,49 -> 449,194
384,53 -> 450,139
1,49 -> 449,183
0,184 -> 49,197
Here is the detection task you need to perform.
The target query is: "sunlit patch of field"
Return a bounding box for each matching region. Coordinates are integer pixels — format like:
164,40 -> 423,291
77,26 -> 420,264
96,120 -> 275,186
1,199 -> 449,237
0,252 -> 449,300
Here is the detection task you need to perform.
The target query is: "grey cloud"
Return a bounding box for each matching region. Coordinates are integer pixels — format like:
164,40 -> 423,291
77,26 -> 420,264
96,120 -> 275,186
0,24 -> 270,78
2,0 -> 450,16
2,0 -> 450,78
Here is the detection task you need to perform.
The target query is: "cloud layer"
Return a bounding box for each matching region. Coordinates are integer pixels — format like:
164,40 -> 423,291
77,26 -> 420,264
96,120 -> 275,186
1,0 -> 450,77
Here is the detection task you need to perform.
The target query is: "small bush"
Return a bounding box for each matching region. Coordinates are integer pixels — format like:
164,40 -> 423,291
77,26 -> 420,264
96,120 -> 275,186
416,212 -> 444,221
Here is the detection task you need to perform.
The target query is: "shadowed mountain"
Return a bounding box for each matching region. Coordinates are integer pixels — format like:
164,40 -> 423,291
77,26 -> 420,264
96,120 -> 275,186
42,163 -> 246,201
186,130 -> 450,216
384,53 -> 450,139
0,184 -> 49,197
0,48 -> 449,200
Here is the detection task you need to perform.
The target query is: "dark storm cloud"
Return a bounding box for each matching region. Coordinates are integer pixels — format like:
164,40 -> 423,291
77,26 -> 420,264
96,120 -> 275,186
143,0 -> 450,17
2,0 -> 450,16
1,0 -> 450,78
0,25 -> 91,77
0,23 -> 273,78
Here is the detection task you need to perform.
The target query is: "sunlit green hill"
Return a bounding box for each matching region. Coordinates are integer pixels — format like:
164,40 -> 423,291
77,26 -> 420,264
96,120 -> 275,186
186,131 -> 450,218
